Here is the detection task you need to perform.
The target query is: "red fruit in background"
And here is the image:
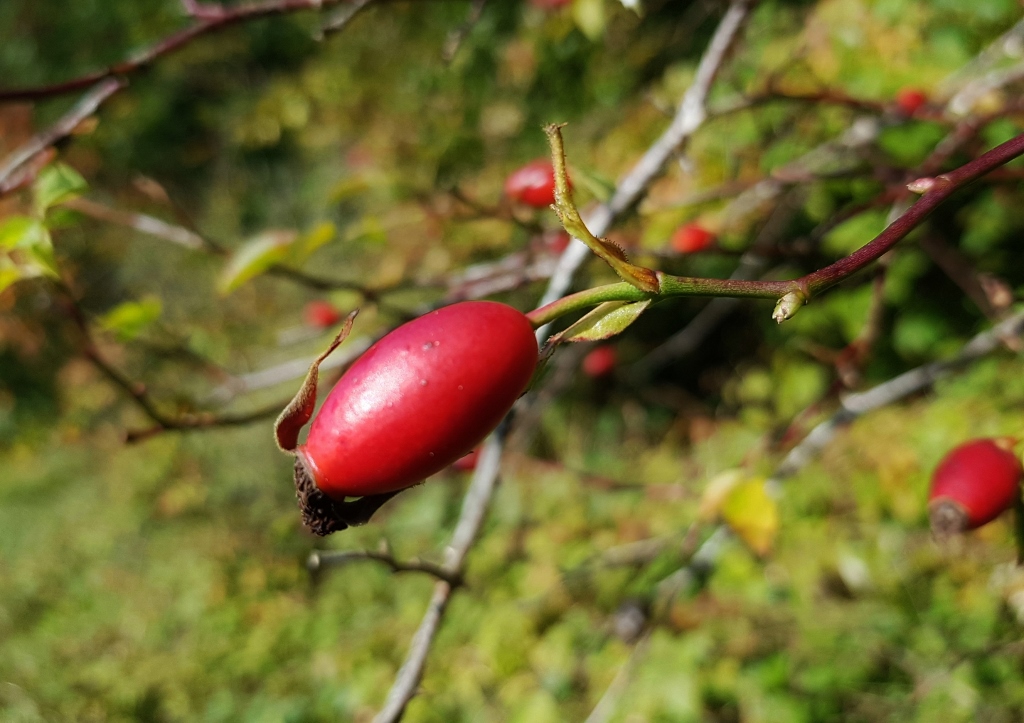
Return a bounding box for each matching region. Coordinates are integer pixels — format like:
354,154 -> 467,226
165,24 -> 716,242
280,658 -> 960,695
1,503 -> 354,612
298,301 -> 537,501
548,231 -> 571,254
304,300 -> 342,329
928,438 -> 1022,538
505,160 -> 563,208
452,447 -> 480,472
670,224 -> 715,254
896,88 -> 927,115
530,0 -> 572,8
582,345 -> 617,378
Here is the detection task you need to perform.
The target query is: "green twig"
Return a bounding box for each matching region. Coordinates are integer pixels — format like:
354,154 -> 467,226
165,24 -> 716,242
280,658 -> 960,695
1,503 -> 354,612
528,129 -> 1024,329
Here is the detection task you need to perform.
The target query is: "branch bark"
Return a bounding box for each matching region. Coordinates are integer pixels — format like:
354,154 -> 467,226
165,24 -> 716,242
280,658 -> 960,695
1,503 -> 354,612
0,79 -> 124,195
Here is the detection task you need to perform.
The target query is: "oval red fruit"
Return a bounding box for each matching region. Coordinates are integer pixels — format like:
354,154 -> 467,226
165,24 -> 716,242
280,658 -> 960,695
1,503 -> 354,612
505,160 -> 562,208
304,300 -> 342,329
928,437 -> 1022,538
896,88 -> 927,116
299,301 -> 537,499
582,345 -> 617,378
670,224 -> 715,254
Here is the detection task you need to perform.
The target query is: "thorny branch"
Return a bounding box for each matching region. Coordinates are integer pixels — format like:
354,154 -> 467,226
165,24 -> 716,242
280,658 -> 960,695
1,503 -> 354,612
370,2 -> 759,720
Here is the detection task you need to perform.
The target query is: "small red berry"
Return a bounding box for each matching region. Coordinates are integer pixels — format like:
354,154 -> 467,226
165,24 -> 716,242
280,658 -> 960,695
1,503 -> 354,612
582,345 -> 617,378
670,224 -> 715,254
928,437 -> 1022,538
896,88 -> 927,116
276,301 -> 537,533
304,300 -> 342,329
505,160 -> 563,208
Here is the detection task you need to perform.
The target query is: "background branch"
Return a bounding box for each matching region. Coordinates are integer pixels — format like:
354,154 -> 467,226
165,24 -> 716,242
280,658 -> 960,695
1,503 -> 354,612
371,2 -> 758,719
0,79 -> 124,195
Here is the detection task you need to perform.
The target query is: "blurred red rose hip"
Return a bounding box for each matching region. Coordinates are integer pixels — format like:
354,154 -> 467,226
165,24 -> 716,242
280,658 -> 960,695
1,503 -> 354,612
582,345 -> 617,378
304,300 -> 342,329
505,160 -> 563,208
670,224 -> 715,254
928,437 -> 1022,538
896,88 -> 927,116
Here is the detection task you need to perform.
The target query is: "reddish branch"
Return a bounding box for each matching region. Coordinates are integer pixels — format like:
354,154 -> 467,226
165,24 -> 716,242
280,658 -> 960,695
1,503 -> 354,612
802,130 -> 1024,297
527,127 -> 1024,328
0,0 -> 368,103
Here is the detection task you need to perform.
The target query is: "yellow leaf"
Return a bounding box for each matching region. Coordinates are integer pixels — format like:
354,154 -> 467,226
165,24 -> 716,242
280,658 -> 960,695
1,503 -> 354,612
572,0 -> 606,41
217,230 -> 296,295
697,469 -> 745,521
720,479 -> 778,557
553,299 -> 651,343
294,221 -> 336,263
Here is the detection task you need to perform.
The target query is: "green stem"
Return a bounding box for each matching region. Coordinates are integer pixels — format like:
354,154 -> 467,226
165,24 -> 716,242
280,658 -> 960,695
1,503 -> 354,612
527,274 -> 793,328
528,129 -> 1024,329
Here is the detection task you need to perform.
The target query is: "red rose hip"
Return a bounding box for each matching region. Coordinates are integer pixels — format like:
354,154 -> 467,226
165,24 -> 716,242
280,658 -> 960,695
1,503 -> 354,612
670,224 -> 715,254
928,437 -> 1022,538
276,301 -> 538,534
896,88 -> 927,116
304,300 -> 342,329
505,160 -> 563,208
582,345 -> 617,378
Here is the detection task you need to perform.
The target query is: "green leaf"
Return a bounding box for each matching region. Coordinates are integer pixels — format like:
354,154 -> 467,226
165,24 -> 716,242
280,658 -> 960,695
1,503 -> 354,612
0,216 -> 47,250
343,216 -> 388,246
822,209 -> 888,256
293,221 -> 336,263
34,162 -> 87,214
0,256 -> 25,295
100,297 -> 163,342
572,0 -> 606,41
553,299 -> 651,343
23,237 -> 59,278
217,230 -> 297,295
0,216 -> 59,277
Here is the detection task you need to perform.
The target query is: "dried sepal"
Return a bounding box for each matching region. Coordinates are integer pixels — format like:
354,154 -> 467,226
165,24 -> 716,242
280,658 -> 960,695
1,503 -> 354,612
293,455 -> 401,535
274,309 -> 358,452
543,123 -> 660,294
549,299 -> 652,345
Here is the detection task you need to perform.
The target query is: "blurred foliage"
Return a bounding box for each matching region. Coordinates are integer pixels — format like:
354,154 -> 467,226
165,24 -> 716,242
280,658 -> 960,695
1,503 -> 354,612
2,0 -> 1024,720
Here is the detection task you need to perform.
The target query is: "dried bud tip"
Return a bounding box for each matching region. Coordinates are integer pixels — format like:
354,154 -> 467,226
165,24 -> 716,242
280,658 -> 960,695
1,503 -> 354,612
907,177 -> 936,194
773,291 -> 807,324
294,456 -> 350,536
929,499 -> 969,541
